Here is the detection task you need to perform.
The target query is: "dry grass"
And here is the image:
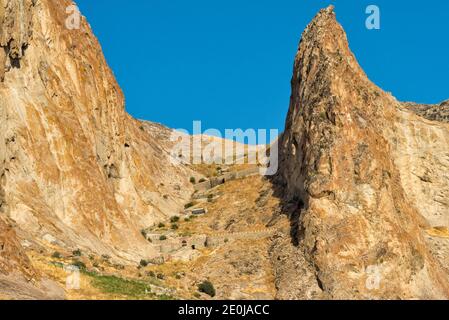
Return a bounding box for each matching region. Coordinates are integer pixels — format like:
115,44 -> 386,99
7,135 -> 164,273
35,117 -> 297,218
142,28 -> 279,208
426,226 -> 449,238
28,251 -> 174,300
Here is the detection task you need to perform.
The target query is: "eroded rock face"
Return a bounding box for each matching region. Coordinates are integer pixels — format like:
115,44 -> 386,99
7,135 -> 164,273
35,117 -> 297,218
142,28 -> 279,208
0,216 -> 65,300
0,217 -> 35,278
403,101 -> 449,123
0,0 -> 35,81
0,0 -> 194,269
276,6 -> 449,299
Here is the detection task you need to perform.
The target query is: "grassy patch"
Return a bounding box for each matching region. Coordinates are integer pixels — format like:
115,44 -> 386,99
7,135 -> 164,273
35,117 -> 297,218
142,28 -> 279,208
85,271 -> 153,299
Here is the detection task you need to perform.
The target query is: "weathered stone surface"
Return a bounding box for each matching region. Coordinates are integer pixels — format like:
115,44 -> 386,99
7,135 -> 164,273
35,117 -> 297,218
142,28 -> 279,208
403,101 -> 449,123
276,6 -> 449,299
0,0 -> 35,80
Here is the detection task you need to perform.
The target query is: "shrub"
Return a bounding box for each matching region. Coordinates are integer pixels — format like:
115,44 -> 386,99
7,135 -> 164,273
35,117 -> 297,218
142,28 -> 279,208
170,216 -> 180,223
190,177 -> 196,184
180,231 -> 192,237
171,224 -> 179,230
72,249 -> 82,257
157,273 -> 165,280
139,260 -> 148,267
72,260 -> 86,271
52,251 -> 62,259
147,271 -> 156,278
159,235 -> 167,241
199,178 -> 206,183
101,254 -> 111,261
158,222 -> 166,228
184,217 -> 190,222
198,280 -> 216,297
184,202 -> 195,209
141,229 -> 147,238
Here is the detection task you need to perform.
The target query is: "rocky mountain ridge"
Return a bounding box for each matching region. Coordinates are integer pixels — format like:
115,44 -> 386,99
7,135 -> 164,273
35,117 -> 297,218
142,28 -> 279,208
1,2 -> 448,300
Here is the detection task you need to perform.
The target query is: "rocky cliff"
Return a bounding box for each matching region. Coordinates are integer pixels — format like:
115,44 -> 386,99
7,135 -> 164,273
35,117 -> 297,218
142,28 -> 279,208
276,6 -> 449,299
1,2 -> 448,300
0,0 -> 195,292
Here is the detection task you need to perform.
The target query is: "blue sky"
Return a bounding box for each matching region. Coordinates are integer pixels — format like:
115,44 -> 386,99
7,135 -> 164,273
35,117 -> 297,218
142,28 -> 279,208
76,0 -> 449,134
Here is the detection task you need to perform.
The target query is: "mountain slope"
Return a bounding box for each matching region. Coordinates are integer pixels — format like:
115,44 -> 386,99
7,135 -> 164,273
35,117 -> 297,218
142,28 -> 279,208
0,0 -> 195,276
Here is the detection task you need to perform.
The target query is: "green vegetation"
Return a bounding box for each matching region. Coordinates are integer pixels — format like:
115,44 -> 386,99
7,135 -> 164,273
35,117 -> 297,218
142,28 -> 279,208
114,264 -> 125,270
52,251 -> 62,259
171,224 -> 179,230
101,254 -> 111,261
71,260 -> 86,271
319,111 -> 327,120
49,261 -> 174,300
159,235 -> 167,241
170,216 -> 180,223
72,249 -> 82,257
190,177 -> 196,184
198,178 -> 206,183
141,229 -> 147,238
158,222 -> 166,228
198,280 -> 216,297
50,261 -> 64,268
85,271 -> 152,299
140,259 -> 149,267
184,202 -> 196,209
179,231 -> 192,237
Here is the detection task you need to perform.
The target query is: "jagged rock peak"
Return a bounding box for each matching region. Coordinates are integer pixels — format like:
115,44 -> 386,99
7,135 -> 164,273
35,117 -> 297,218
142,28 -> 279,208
295,4 -> 369,88
299,5 -> 350,54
